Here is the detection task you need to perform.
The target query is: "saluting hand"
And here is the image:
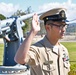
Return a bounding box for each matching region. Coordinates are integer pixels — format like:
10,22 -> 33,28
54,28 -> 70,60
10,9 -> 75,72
31,13 -> 40,34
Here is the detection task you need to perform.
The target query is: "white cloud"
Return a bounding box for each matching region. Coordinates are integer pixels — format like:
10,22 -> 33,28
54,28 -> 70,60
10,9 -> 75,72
39,0 -> 76,20
0,0 -> 76,21
0,2 -> 20,17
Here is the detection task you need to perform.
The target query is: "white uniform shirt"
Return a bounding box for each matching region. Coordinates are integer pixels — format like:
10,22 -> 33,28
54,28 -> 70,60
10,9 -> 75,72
26,36 -> 70,75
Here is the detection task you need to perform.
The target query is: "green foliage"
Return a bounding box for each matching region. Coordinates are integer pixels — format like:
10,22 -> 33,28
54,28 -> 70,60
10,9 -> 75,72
70,64 -> 76,71
12,6 -> 33,35
0,14 -> 6,20
0,44 -> 4,65
68,64 -> 76,75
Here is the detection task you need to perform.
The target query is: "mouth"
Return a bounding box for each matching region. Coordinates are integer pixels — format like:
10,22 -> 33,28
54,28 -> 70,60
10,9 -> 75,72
61,32 -> 65,36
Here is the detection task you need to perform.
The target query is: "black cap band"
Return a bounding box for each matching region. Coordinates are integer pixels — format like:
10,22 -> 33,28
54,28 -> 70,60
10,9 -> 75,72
43,10 -> 67,25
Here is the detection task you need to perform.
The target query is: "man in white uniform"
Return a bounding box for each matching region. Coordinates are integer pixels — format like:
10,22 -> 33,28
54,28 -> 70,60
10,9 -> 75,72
14,8 -> 70,75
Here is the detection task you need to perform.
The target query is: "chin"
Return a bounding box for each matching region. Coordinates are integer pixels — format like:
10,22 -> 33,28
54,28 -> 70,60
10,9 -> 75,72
60,33 -> 65,38
60,36 -> 64,39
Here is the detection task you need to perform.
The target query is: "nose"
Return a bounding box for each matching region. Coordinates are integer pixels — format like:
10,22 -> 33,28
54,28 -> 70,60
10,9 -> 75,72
61,26 -> 66,32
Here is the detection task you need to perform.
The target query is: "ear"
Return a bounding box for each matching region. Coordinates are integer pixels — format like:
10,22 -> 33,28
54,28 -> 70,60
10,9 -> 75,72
45,25 -> 51,31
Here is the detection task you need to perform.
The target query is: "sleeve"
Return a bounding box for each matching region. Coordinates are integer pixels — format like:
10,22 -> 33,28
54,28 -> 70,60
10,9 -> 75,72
25,45 -> 40,66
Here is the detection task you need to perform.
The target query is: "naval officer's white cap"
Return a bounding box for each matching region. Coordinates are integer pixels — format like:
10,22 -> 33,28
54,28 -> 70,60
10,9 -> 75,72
39,8 -> 69,24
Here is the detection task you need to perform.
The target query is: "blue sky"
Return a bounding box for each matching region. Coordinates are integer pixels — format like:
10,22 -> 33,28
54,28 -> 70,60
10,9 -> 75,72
0,0 -> 76,11
0,0 -> 76,20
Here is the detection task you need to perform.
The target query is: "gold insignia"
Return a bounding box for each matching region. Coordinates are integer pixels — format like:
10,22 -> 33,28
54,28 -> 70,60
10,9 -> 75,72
60,10 -> 65,18
46,17 -> 48,20
61,12 -> 65,18
43,61 -> 53,65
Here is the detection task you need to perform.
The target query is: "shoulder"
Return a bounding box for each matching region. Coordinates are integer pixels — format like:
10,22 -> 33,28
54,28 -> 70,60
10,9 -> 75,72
32,39 -> 44,47
60,44 -> 67,49
30,39 -> 45,53
29,39 -> 43,50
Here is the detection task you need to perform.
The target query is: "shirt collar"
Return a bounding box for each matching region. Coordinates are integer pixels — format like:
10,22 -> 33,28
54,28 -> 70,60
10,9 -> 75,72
42,36 -> 60,54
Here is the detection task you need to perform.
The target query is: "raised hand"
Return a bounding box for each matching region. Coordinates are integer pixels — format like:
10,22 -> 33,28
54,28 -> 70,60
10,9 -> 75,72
31,13 -> 40,34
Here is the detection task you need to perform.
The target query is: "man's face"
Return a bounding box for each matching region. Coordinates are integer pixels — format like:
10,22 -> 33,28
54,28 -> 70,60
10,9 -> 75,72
46,21 -> 67,39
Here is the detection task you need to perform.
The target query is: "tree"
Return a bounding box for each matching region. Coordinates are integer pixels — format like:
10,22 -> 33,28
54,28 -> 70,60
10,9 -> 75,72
0,14 -> 6,20
12,6 -> 33,37
0,14 -> 6,38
